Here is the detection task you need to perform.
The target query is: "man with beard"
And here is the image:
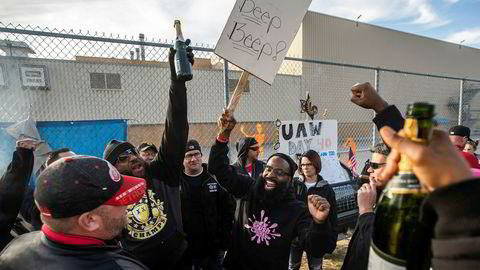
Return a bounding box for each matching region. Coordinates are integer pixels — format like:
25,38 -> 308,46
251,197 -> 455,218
102,46 -> 193,269
180,139 -> 235,270
207,109 -> 336,270
0,156 -> 148,270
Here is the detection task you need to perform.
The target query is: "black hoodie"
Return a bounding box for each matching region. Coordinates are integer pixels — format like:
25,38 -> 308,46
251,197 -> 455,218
208,140 -> 336,270
104,80 -> 189,270
233,137 -> 265,179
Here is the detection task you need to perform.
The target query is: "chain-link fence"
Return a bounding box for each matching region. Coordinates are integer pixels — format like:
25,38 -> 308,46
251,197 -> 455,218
1,22 -> 480,175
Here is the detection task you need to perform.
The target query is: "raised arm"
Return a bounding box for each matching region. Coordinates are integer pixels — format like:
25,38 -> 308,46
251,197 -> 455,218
351,82 -> 404,132
0,140 -> 36,249
208,109 -> 255,198
150,46 -> 193,186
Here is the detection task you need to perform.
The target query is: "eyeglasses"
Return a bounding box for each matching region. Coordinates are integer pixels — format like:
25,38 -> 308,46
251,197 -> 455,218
264,165 -> 290,177
369,162 -> 386,170
185,152 -> 201,160
249,146 -> 260,151
117,148 -> 138,163
300,163 -> 313,167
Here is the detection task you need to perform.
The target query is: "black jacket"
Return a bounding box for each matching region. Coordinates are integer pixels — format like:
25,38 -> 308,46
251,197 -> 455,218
293,175 -> 338,244
117,80 -> 189,270
0,227 -> 148,270
341,212 -> 374,270
181,163 -> 235,251
420,179 -> 480,270
372,105 -> 404,132
208,140 -> 336,270
233,159 -> 265,179
0,148 -> 34,250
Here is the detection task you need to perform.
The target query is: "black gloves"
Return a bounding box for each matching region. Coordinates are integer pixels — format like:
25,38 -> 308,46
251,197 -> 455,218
168,39 -> 194,81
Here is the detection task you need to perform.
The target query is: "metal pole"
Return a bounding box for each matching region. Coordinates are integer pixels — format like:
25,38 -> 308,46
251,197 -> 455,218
373,69 -> 380,147
223,59 -> 229,107
458,79 -> 464,125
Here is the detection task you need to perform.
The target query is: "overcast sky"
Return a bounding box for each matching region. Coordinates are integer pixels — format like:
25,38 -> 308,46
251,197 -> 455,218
1,0 -> 479,48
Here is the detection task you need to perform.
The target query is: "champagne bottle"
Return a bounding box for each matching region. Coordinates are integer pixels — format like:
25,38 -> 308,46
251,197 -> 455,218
368,102 -> 435,270
173,20 -> 193,81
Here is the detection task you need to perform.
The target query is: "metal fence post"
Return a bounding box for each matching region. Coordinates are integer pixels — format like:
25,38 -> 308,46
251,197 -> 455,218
373,69 -> 380,147
223,59 -> 229,107
458,79 -> 464,125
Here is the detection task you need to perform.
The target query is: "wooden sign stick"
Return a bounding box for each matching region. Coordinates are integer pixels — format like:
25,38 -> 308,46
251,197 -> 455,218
227,71 -> 250,114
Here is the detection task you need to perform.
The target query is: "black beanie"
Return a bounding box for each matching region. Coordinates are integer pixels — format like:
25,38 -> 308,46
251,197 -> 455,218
267,153 -> 298,177
236,137 -> 259,158
186,139 -> 202,154
103,140 -> 136,165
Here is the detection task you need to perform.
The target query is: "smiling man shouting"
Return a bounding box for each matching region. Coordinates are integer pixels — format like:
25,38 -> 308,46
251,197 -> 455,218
207,109 -> 337,270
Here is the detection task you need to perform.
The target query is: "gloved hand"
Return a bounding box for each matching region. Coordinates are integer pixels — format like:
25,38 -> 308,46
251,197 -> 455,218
169,39 -> 194,81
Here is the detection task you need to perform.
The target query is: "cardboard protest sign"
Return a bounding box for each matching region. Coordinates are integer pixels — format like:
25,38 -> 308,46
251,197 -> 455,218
215,0 -> 312,85
277,120 -> 350,184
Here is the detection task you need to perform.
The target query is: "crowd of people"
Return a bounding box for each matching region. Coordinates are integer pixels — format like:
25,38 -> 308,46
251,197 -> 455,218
0,46 -> 479,270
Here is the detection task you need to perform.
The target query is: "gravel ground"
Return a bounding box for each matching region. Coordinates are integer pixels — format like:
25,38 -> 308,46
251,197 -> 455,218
300,232 -> 351,270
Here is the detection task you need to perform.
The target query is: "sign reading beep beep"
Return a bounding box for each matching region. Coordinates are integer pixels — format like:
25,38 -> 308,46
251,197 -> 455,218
214,0 -> 312,85
277,120 -> 349,184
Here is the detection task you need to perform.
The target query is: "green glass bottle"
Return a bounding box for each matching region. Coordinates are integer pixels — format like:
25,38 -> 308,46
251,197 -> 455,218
173,20 -> 193,81
368,102 -> 435,270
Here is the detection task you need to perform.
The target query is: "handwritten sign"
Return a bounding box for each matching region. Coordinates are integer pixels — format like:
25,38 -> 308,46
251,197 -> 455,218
277,120 -> 350,184
214,0 -> 312,85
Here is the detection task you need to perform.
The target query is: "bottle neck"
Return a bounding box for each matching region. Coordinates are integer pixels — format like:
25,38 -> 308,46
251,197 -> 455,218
174,23 -> 184,41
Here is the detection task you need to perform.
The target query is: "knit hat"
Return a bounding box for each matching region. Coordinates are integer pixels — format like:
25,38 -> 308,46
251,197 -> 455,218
35,155 -> 146,218
186,139 -> 202,154
236,137 -> 259,158
267,153 -> 298,177
103,140 -> 137,165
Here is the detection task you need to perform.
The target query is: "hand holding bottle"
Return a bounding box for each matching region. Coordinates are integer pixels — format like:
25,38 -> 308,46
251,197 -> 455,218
379,126 -> 472,191
168,43 -> 194,82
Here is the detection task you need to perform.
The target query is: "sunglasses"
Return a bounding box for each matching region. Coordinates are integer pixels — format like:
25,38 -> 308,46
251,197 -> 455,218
249,146 -> 260,151
369,162 -> 386,170
117,148 -> 138,163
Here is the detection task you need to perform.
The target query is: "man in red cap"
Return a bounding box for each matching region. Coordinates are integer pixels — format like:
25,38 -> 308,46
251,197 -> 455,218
448,125 -> 480,169
0,155 -> 148,270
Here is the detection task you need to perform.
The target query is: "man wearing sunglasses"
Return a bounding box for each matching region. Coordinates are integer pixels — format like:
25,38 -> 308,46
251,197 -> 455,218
208,109 -> 336,270
342,143 -> 389,270
233,137 -> 265,179
101,46 -> 193,270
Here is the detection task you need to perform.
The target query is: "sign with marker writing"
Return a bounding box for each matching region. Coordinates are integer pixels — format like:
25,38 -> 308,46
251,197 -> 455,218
277,120 -> 349,184
215,0 -> 312,85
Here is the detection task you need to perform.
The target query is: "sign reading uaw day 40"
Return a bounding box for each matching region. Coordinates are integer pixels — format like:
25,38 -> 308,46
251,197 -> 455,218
277,120 -> 350,183
215,0 -> 312,85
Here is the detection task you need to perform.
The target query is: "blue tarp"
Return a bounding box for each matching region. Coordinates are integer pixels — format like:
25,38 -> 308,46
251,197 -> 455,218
0,119 -> 127,174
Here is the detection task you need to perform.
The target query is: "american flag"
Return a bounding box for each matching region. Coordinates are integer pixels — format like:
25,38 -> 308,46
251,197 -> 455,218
348,146 -> 357,173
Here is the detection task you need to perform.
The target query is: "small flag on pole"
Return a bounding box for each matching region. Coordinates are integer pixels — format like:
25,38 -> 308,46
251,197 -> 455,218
348,147 -> 357,173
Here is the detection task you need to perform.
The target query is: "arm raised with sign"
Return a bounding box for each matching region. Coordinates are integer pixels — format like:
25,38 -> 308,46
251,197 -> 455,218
208,109 -> 255,198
